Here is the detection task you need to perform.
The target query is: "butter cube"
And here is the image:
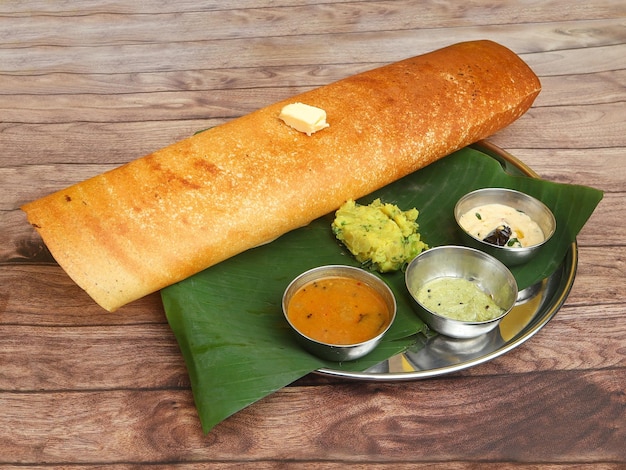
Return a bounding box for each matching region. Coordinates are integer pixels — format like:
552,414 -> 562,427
279,102 -> 330,136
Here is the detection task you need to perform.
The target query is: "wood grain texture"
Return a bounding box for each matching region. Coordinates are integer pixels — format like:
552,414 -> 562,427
0,0 -> 624,466
1,372 -> 624,464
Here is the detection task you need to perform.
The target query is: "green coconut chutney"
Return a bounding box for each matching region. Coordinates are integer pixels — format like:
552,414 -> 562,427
415,277 -> 505,322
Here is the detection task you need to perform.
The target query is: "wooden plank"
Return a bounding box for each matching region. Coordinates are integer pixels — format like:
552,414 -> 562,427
0,370 -> 624,463
3,1 -> 624,44
0,120 -> 205,166
0,323 -> 187,391
491,102 -> 626,148
502,148 -> 626,192
0,63 -> 347,95
1,58 -> 623,102
0,87 -> 299,123
537,70 -> 626,106
4,0 -> 624,18
0,264 -> 165,323
1,21 -> 624,75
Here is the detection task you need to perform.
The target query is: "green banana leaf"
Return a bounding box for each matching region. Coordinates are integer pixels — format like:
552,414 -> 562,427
161,145 -> 603,433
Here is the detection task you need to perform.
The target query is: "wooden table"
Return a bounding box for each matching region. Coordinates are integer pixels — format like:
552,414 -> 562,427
2,1 -> 625,467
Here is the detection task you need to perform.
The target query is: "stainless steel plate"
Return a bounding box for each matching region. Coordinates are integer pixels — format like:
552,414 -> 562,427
316,141 -> 577,380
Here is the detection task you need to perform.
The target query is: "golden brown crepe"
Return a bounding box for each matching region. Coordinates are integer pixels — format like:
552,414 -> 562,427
21,40 -> 541,311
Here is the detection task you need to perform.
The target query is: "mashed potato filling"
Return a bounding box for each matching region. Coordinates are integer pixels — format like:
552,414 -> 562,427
332,199 -> 428,272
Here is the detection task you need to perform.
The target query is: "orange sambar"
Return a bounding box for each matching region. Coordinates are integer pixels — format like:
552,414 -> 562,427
287,276 -> 392,345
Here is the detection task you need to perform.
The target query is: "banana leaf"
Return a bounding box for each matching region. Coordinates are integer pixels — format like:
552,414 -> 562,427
161,145 -> 603,433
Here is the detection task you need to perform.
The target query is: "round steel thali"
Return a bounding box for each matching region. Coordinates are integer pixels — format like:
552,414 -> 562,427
316,141 -> 577,381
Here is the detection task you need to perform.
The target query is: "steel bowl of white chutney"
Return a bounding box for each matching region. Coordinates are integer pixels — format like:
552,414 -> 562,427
405,245 -> 518,339
454,188 -> 556,266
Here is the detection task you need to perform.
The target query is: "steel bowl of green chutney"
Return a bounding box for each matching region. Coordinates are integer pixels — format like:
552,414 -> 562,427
405,245 -> 518,339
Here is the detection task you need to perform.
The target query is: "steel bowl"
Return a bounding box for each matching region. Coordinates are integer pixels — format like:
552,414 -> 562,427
282,265 -> 396,361
405,246 -> 518,339
454,188 -> 556,266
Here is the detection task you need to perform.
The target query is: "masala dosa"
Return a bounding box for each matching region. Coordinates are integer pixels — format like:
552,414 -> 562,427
21,40 -> 541,311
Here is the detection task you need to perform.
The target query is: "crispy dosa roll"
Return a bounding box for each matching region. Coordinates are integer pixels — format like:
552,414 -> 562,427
22,40 -> 541,311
